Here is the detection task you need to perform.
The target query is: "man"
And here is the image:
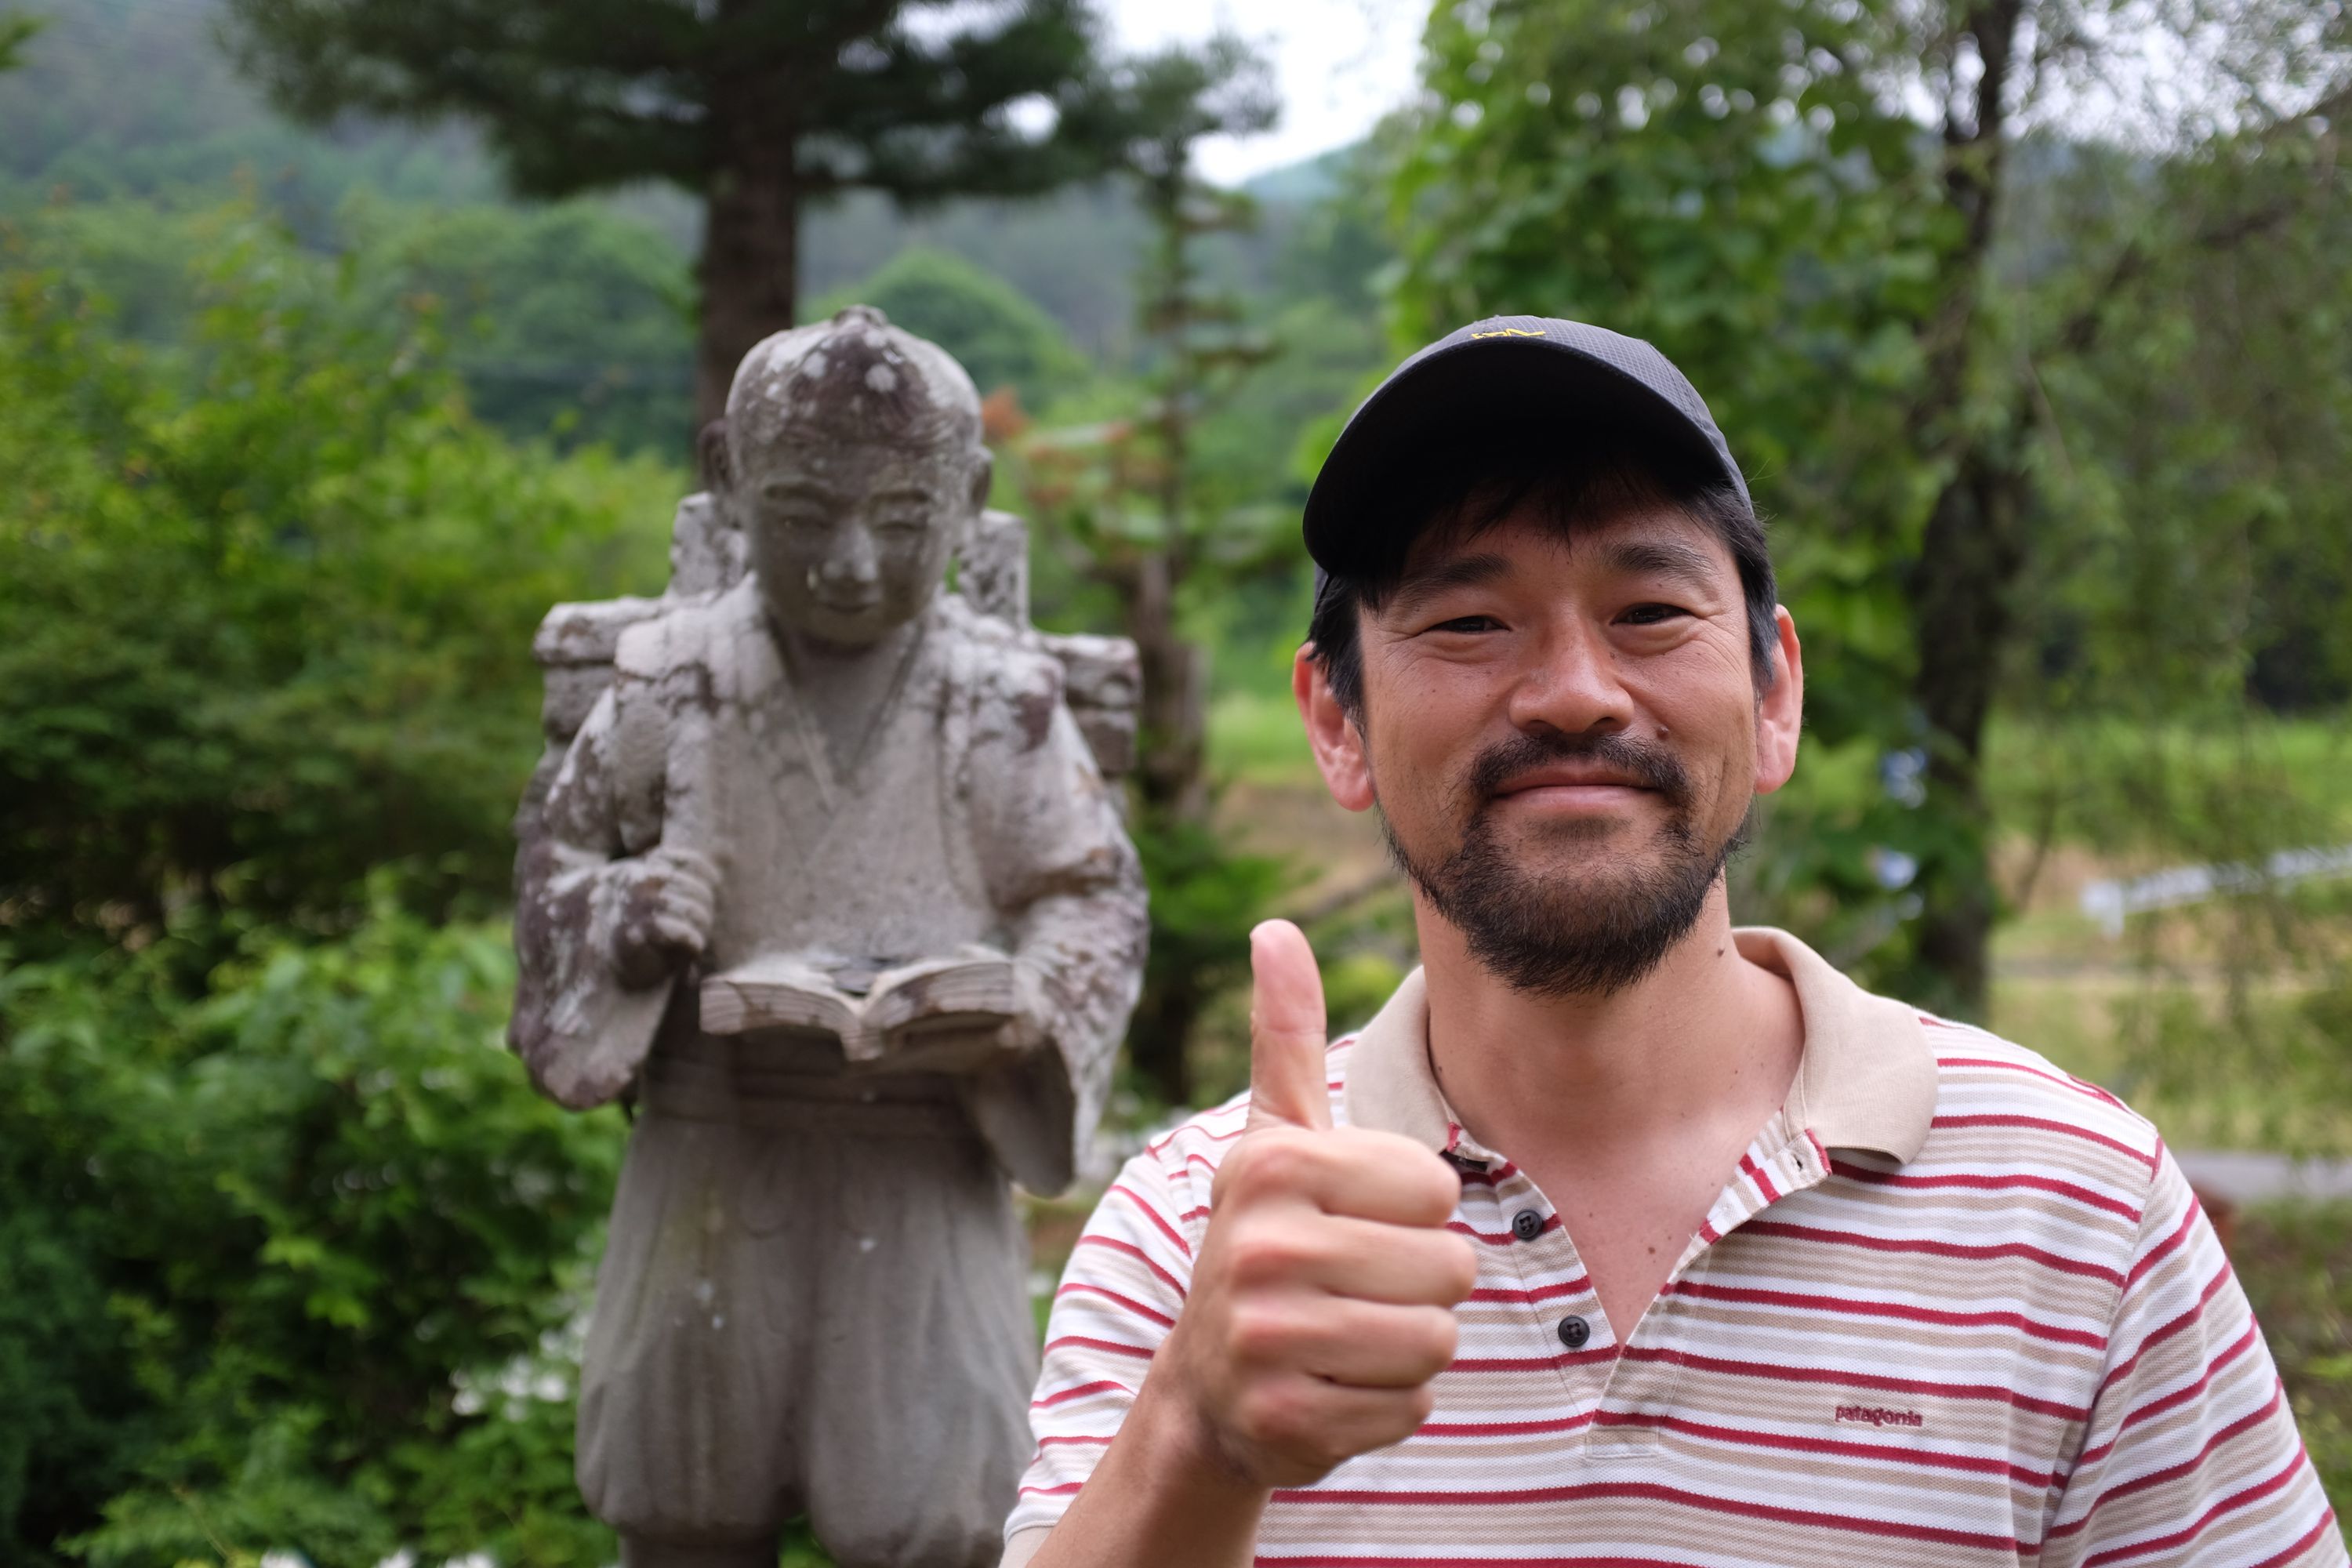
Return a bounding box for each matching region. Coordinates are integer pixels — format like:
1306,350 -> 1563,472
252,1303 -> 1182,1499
1004,318 -> 2344,1566
512,307 -> 1147,1568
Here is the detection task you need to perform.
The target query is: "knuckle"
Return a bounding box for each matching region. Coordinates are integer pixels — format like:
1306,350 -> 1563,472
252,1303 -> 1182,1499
1439,1234 -> 1479,1298
1227,1133 -> 1314,1201
1417,1308 -> 1460,1373
1221,1229 -> 1299,1289
1224,1301 -> 1294,1364
1403,1381 -> 1439,1430
1235,1381 -> 1305,1451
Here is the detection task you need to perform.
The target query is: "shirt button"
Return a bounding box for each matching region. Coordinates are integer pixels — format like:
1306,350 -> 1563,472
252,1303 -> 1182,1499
1511,1208 -> 1544,1241
1557,1315 -> 1592,1350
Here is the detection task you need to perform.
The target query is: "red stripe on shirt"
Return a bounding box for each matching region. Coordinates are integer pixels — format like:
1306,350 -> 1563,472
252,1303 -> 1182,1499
1664,1277 -> 2107,1350
2077,1452 -> 2308,1566
1827,1156 -> 2143,1222
1268,1478 -> 2029,1555
1054,1280 -> 1178,1329
1107,1181 -> 1195,1258
1592,1408 -> 2061,1487
1073,1233 -> 1188,1298
1621,1345 -> 2091,1421
1931,1112 -> 2158,1172
1738,1218 -> 2127,1286
1030,1377 -> 1131,1410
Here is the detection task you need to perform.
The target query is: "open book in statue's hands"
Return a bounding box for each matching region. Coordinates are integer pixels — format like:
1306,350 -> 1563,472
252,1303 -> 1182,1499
698,949 -> 1025,1064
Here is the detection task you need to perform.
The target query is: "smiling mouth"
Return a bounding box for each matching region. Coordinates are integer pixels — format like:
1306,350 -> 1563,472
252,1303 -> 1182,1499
1494,774 -> 1656,799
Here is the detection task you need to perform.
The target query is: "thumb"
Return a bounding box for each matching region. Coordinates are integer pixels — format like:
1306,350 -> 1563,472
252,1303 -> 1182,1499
1247,919 -> 1332,1132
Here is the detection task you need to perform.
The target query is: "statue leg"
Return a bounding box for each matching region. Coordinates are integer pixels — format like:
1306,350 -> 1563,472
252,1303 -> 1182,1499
577,1111 -> 804,1547
797,1122 -> 1035,1568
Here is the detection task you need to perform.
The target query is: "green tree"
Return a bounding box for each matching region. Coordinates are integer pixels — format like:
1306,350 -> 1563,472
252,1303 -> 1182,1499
0,12 -> 38,73
0,907 -> 624,1566
221,0 -> 1124,425
0,206 -> 673,951
1391,0 -> 2350,1013
1017,34 -> 1290,1105
813,244 -> 1087,408
345,197 -> 698,452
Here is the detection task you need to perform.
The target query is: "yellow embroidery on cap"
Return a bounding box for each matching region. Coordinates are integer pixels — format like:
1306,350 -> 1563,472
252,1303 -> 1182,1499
1469,327 -> 1547,339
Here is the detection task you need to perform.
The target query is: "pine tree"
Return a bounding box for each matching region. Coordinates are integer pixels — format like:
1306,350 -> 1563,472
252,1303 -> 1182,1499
223,0 -> 1117,422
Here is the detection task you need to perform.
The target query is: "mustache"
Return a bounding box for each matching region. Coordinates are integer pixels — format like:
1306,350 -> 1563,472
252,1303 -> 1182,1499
1465,728 -> 1693,808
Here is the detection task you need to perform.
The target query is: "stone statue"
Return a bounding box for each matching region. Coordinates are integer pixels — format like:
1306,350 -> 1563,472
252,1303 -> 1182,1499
508,306 -> 1149,1568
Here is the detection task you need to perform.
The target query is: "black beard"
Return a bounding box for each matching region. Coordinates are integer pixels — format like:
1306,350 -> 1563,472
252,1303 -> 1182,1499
1381,728 -> 1741,998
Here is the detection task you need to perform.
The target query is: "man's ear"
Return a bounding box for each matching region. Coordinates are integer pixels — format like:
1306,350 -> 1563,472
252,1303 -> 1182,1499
698,418 -> 734,495
1294,644 -> 1376,814
1753,605 -> 1805,796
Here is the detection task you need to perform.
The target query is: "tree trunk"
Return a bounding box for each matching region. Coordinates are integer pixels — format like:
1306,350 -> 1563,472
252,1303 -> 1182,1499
1897,0 -> 2028,1018
1904,442 -> 2030,1014
696,140 -> 800,428
1126,960 -> 1206,1109
1116,547 -> 1212,1106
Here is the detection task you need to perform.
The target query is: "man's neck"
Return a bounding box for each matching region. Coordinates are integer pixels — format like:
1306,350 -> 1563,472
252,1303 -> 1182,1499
1414,887 -> 1803,1166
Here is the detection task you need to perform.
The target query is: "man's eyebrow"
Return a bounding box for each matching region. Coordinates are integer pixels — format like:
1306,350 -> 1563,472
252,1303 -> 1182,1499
1384,552 -> 1513,619
1597,536 -> 1722,593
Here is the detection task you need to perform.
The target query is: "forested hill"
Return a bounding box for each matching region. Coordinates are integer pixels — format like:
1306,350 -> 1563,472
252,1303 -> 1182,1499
0,0 -> 1360,428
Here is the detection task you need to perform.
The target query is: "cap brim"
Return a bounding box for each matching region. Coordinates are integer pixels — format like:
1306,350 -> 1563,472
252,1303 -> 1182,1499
1302,336 -> 1740,579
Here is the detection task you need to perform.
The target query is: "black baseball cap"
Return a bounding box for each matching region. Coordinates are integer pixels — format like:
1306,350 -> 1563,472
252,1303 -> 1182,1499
1302,315 -> 1749,587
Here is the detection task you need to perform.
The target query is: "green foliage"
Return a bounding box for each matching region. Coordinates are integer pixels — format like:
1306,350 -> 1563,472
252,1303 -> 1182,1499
0,206 -> 675,944
221,0 -> 1109,207
2228,1204 -> 2352,1508
343,198 -> 695,452
0,12 -> 37,74
0,904 -> 624,1566
812,245 -> 1087,408
1391,0 -> 1952,993
0,0 -> 501,214
1388,0 -> 2352,1015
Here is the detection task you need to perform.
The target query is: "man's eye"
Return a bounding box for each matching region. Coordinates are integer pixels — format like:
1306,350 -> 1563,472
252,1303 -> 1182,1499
1621,604 -> 1687,626
1430,615 -> 1501,634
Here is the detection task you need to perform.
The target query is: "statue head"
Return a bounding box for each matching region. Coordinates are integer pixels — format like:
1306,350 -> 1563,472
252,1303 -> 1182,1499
717,305 -> 991,648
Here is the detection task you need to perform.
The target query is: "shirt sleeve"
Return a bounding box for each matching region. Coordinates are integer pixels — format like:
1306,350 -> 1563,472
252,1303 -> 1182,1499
2042,1144 -> 2345,1566
1004,1138 -> 1203,1545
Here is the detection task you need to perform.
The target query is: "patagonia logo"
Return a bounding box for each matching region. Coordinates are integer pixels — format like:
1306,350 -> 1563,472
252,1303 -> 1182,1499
1469,326 -> 1547,339
1835,1404 -> 1924,1428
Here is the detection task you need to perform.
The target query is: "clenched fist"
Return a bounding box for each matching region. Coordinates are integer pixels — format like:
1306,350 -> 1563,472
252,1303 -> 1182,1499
608,845 -> 719,989
1157,919 -> 1477,1489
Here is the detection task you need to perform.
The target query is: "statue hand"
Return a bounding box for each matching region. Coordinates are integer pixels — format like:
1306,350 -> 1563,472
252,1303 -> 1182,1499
609,846 -> 719,989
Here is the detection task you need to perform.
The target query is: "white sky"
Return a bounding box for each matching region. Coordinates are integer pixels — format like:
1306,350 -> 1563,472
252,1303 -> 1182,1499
1101,0 -> 1428,184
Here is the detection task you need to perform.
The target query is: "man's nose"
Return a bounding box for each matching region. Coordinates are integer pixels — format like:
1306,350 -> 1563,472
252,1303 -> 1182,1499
1505,615 -> 1634,735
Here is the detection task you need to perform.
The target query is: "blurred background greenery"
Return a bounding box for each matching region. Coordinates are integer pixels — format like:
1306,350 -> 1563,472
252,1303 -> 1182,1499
1,0 -> 2348,1561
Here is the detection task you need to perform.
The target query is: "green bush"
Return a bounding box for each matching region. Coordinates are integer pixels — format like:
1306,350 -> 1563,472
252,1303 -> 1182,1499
0,906 -> 623,1566
0,207 -> 675,949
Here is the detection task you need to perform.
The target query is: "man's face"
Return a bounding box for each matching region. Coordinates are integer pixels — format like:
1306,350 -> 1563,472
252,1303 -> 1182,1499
1300,497 -> 1802,996
733,436 -> 985,647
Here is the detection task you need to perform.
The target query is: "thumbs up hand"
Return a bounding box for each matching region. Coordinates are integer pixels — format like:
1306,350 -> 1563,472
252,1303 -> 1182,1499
1153,920 -> 1478,1490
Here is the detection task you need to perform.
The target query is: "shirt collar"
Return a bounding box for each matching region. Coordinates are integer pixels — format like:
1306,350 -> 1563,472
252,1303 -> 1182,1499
1338,925 -> 1937,1165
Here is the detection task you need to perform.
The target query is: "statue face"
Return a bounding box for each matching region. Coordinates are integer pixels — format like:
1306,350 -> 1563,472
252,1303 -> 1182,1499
734,436 -> 987,648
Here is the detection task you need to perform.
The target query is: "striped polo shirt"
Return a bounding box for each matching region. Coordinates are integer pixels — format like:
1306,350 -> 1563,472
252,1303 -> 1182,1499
1004,927 -> 2345,1566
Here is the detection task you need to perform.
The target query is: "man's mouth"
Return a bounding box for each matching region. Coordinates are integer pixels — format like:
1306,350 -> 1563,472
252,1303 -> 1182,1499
1465,732 -> 1692,815
1491,765 -> 1657,799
